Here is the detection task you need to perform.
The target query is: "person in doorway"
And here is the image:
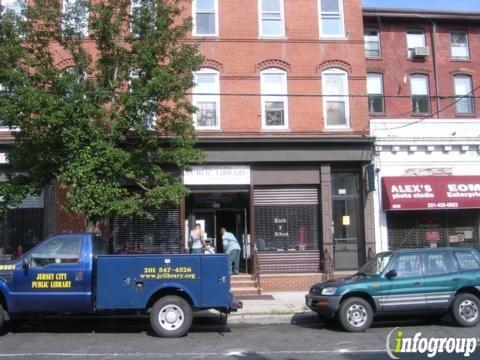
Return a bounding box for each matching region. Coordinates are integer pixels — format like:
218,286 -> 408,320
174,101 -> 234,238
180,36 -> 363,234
190,223 -> 206,254
220,227 -> 241,275
12,244 -> 24,260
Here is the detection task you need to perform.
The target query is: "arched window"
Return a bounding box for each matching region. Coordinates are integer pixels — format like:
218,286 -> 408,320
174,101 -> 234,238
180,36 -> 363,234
322,68 -> 349,128
260,68 -> 288,129
193,68 -> 220,130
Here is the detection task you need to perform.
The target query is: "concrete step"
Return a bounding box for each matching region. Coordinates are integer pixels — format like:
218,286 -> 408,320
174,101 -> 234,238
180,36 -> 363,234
231,286 -> 260,297
231,279 -> 258,288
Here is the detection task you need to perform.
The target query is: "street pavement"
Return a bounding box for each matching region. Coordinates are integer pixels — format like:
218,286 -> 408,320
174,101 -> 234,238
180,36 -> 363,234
0,312 -> 479,360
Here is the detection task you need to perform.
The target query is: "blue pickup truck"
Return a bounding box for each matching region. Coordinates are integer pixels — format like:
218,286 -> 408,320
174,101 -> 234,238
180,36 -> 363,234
0,233 -> 241,337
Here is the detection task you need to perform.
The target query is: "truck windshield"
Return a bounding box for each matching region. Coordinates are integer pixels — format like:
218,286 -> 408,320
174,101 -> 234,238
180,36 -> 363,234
356,253 -> 392,277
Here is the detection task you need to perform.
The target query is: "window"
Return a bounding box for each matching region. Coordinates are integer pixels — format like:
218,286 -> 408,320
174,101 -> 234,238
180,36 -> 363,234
62,0 -> 89,37
30,236 -> 81,268
322,68 -> 349,128
364,28 -> 380,58
193,69 -> 220,130
454,75 -> 474,114
130,0 -> 141,35
424,252 -> 457,275
318,0 -> 344,37
193,0 -> 218,36
259,0 -> 284,37
129,70 -> 157,130
454,251 -> 480,271
450,31 -> 469,60
406,29 -> 425,58
392,254 -> 421,278
367,73 -> 384,114
1,0 -> 24,15
260,68 -> 288,129
410,74 -> 430,114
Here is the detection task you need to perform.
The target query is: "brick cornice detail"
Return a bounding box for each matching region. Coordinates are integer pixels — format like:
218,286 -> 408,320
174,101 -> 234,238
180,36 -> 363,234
202,59 -> 224,72
316,60 -> 352,74
256,59 -> 291,72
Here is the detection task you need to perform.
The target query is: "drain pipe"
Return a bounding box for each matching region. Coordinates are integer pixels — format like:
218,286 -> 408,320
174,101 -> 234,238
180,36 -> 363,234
430,19 -> 441,118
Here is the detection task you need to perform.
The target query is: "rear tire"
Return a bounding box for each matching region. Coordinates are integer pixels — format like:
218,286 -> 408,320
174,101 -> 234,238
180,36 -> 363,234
338,297 -> 373,332
0,305 -> 5,332
450,293 -> 480,327
149,296 -> 192,338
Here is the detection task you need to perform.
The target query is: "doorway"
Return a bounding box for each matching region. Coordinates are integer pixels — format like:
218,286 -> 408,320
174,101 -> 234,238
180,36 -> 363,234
186,190 -> 250,273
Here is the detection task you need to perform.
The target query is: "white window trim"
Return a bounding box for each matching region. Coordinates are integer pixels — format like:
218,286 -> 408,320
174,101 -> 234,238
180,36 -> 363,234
364,27 -> 381,58
450,30 -> 470,60
409,74 -> 430,114
367,72 -> 384,114
193,68 -> 221,130
318,0 -> 345,38
406,28 -> 426,58
260,68 -> 289,130
322,68 -> 350,129
192,0 -> 219,37
258,0 -> 285,38
453,74 -> 474,114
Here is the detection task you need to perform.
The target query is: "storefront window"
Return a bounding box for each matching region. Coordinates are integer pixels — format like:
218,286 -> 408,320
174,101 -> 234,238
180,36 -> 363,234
387,210 -> 480,250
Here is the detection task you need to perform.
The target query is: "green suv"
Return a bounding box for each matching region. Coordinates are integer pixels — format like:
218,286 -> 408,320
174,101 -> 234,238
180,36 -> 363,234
306,248 -> 480,332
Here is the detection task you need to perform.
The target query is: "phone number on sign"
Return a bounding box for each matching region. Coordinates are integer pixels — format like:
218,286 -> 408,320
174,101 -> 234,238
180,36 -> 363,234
427,202 -> 459,209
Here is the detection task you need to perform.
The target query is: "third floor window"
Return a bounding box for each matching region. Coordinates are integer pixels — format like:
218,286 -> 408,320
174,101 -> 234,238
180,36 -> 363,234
193,0 -> 218,36
364,28 -> 380,58
367,73 -> 384,114
406,29 -> 425,58
259,0 -> 284,37
319,0 -> 344,38
450,31 -> 469,60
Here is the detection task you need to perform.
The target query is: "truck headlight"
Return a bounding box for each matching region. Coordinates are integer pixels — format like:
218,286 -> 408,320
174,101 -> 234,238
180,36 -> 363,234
321,287 -> 337,295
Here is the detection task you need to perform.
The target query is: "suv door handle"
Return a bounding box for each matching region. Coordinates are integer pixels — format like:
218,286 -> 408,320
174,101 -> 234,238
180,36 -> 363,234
414,281 -> 423,285
451,278 -> 460,282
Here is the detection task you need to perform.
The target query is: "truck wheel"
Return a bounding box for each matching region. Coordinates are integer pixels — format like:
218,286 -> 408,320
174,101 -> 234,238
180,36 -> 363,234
338,297 -> 373,332
0,305 -> 5,331
149,296 -> 192,338
450,293 -> 480,327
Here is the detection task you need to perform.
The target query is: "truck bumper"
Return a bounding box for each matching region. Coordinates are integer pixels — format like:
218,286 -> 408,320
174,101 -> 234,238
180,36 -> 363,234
305,294 -> 341,315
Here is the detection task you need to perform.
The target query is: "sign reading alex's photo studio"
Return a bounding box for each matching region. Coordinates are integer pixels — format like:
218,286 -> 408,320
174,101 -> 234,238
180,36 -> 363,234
383,176 -> 480,250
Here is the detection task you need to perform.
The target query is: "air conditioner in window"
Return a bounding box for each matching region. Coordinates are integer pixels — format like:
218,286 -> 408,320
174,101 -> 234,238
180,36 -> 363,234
413,46 -> 429,57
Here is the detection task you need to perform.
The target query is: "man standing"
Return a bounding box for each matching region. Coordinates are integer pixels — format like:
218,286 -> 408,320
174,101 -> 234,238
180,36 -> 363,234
220,227 -> 241,275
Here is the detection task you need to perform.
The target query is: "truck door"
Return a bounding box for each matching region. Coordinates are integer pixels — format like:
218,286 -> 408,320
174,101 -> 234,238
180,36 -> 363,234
12,234 -> 90,313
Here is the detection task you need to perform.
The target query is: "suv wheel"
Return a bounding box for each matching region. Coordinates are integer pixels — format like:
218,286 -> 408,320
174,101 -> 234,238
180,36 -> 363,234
451,293 -> 480,327
338,297 -> 373,332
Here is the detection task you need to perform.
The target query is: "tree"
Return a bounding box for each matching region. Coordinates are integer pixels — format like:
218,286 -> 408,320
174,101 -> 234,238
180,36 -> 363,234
0,0 -> 203,225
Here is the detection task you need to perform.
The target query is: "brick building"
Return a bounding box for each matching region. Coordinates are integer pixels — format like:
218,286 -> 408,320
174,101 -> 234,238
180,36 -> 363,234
364,8 -> 480,253
0,0 -> 376,291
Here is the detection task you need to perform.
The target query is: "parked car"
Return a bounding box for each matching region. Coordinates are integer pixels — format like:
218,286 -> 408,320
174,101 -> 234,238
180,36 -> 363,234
306,247 -> 480,332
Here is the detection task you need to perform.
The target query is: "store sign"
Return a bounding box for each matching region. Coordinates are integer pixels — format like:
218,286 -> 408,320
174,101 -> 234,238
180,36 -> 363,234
183,165 -> 250,185
383,176 -> 480,211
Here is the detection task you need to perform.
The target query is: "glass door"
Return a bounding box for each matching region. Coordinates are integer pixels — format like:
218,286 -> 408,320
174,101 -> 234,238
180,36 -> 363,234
332,172 -> 362,271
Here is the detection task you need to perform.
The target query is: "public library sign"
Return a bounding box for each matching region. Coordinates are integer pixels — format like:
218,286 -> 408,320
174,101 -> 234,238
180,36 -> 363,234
183,165 -> 251,185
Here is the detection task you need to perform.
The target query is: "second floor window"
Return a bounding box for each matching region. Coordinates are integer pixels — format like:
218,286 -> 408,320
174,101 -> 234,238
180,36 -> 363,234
454,75 -> 474,115
193,0 -> 218,36
260,68 -> 288,129
319,0 -> 344,37
62,0 -> 89,37
406,29 -> 425,58
193,69 -> 220,130
410,74 -> 430,114
129,70 -> 157,130
322,68 -> 349,128
367,73 -> 384,114
450,31 -> 469,60
259,0 -> 284,37
364,28 -> 380,58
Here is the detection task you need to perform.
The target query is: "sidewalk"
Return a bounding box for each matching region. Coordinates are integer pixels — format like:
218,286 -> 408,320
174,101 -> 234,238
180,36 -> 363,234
199,292 -> 319,326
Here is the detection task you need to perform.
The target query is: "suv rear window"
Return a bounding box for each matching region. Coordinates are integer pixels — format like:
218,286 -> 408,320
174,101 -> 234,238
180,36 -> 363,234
454,251 -> 480,271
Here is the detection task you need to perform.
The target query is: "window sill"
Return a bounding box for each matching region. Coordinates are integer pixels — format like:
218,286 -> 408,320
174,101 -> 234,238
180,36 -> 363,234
195,128 -> 222,131
261,128 -> 290,132
366,57 -> 383,61
323,127 -> 353,132
455,113 -> 476,118
320,36 -> 348,41
192,34 -> 219,38
258,35 -> 287,40
451,58 -> 470,62
369,112 -> 386,116
411,113 -> 431,117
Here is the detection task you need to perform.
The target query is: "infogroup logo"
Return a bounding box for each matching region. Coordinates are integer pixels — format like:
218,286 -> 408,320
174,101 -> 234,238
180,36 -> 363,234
385,327 -> 478,359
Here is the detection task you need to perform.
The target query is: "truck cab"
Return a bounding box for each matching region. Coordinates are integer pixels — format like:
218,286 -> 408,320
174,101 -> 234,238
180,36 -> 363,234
0,233 -> 241,337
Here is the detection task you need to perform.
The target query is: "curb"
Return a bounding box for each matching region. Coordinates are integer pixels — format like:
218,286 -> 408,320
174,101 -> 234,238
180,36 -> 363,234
194,311 -> 321,326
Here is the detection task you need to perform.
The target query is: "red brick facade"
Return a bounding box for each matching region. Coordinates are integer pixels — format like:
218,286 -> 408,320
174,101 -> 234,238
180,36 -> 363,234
364,11 -> 480,119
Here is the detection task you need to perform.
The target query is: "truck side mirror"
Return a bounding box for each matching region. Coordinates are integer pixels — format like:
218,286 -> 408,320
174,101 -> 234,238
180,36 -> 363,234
22,257 -> 30,270
386,269 -> 397,279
